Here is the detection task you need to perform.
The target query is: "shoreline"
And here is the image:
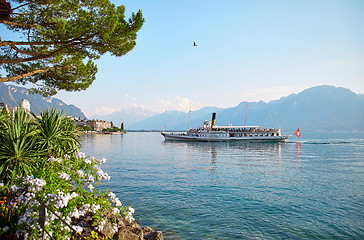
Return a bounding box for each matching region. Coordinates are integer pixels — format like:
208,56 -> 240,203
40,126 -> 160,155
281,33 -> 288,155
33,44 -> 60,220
81,131 -> 125,135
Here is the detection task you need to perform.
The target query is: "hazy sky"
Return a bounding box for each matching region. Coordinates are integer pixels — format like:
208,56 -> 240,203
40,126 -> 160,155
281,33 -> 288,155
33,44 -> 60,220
4,0 -> 364,117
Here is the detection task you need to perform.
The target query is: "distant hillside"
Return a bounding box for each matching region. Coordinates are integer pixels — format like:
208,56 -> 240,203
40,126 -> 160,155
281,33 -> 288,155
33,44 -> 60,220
89,107 -> 157,129
0,83 -> 86,118
128,85 -> 364,131
129,107 -> 222,130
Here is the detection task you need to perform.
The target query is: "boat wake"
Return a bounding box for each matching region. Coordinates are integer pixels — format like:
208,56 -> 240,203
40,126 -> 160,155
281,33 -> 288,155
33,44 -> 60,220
288,140 -> 363,145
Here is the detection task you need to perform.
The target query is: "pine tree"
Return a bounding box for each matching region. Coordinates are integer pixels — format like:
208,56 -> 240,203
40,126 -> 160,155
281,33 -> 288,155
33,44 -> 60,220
0,0 -> 144,96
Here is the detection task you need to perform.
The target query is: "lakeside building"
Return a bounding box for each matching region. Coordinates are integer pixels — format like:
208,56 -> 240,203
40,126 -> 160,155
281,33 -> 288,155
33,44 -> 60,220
72,118 -> 88,128
0,99 -> 30,116
72,118 -> 112,132
20,99 -> 31,112
88,120 -> 112,131
1,100 -> 112,132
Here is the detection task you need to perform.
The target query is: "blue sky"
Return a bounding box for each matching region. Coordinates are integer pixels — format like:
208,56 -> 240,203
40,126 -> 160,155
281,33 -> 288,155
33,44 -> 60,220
3,0 -> 364,117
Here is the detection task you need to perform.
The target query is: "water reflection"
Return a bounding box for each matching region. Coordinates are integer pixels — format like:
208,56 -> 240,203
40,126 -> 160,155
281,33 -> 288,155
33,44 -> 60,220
295,142 -> 302,160
161,141 -> 288,176
162,141 -> 285,159
80,134 -> 124,154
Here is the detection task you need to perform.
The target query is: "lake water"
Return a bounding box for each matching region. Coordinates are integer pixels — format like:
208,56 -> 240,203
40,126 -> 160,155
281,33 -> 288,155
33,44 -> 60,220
80,132 -> 364,239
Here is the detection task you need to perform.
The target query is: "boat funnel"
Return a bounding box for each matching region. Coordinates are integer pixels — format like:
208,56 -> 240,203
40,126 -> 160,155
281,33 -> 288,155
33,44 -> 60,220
211,113 -> 216,126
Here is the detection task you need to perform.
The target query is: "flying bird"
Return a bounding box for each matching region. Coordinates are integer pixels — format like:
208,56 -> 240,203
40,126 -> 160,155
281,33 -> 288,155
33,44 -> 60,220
193,41 -> 197,47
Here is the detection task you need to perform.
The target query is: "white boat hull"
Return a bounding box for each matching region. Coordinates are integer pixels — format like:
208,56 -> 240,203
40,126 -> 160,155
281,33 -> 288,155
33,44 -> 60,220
161,132 -> 291,142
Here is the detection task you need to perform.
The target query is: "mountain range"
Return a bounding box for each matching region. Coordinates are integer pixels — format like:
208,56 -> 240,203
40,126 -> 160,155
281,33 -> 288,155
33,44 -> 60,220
89,108 -> 157,129
128,85 -> 364,131
0,83 -> 86,118
1,83 -> 363,131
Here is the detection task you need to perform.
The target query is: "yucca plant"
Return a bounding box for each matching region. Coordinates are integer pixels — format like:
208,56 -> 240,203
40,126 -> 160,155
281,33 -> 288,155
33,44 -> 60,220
34,109 -> 81,158
0,110 -> 10,131
0,109 -> 40,186
0,109 -> 81,186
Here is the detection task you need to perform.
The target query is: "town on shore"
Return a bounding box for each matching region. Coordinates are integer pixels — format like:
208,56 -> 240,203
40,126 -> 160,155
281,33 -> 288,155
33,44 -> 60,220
0,99 -> 124,134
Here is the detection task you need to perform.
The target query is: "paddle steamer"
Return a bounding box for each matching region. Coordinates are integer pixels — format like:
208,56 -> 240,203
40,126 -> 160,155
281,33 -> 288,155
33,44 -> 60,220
161,113 -> 291,142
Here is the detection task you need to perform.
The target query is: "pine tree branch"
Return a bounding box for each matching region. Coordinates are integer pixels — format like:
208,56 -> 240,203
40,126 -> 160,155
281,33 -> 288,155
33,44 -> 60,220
0,40 -> 74,47
11,3 -> 30,11
0,34 -> 96,64
0,66 -> 58,83
9,43 -> 36,56
0,19 -> 34,27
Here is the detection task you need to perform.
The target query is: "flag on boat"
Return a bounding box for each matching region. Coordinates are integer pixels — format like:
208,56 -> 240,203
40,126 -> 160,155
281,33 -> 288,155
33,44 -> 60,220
295,128 -> 301,138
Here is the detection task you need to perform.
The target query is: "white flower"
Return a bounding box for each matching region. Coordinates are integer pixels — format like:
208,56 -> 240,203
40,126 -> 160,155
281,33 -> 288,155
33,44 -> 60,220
63,225 -> 71,232
11,185 -> 19,192
87,175 -> 95,183
54,191 -> 78,209
23,232 -> 29,240
128,207 -> 135,214
70,192 -> 78,199
28,199 -> 40,207
96,168 -> 104,177
115,198 -> 122,207
0,182 -> 4,187
78,204 -> 89,217
87,184 -> 94,191
78,209 -> 87,217
84,158 -> 92,164
112,208 -> 120,215
76,152 -> 86,158
99,157 -> 107,164
24,176 -> 46,192
76,170 -> 85,177
95,220 -> 106,231
105,174 -> 111,181
70,208 -> 80,219
73,225 -> 83,233
65,216 -> 71,225
108,192 -> 116,200
107,192 -> 122,206
2,226 -> 9,232
58,172 -> 70,181
83,204 -> 90,209
125,207 -> 135,223
125,215 -> 135,223
112,223 -> 118,234
48,157 -> 62,163
95,168 -> 111,180
90,204 -> 101,213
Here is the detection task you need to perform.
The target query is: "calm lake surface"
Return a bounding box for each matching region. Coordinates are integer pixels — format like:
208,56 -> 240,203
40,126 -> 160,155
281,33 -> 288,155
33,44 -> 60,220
81,132 -> 364,239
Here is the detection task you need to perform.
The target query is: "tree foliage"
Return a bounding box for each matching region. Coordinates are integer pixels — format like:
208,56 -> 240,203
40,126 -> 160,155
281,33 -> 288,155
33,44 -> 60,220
0,0 -> 144,96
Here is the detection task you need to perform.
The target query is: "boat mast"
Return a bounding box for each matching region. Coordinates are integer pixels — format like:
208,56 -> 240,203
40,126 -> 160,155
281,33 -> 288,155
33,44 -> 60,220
187,103 -> 191,131
244,101 -> 248,126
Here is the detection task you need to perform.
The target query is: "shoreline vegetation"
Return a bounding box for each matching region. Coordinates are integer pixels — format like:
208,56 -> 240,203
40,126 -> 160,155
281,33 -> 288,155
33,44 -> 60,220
82,131 -> 125,135
0,108 -> 163,239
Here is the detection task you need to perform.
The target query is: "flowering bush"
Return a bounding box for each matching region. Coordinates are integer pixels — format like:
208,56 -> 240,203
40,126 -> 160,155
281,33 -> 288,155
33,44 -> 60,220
0,153 -> 135,239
